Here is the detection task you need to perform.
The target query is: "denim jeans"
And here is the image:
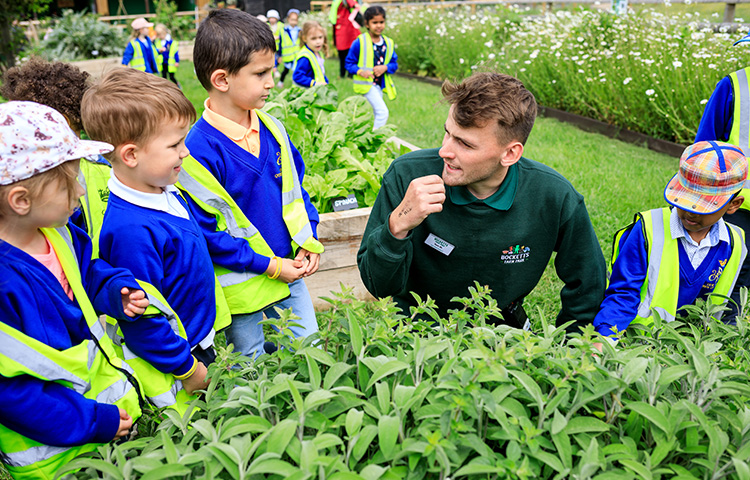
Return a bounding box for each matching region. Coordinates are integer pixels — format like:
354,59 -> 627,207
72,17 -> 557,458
364,84 -> 389,130
226,278 -> 318,358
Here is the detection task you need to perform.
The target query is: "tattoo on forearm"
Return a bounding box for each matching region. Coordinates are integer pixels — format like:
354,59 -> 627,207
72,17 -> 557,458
399,207 -> 412,217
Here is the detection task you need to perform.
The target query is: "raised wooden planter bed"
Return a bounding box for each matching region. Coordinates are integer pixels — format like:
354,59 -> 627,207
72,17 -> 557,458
311,136 -> 420,309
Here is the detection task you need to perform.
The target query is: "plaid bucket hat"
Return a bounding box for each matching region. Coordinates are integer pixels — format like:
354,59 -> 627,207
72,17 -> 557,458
664,140 -> 748,214
0,101 -> 113,186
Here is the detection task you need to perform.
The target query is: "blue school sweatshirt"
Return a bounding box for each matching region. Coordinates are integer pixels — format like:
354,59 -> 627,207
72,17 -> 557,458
0,223 -> 140,447
594,218 -> 733,337
184,117 -> 319,274
293,46 -> 329,87
98,192 -> 217,376
345,37 -> 399,90
695,76 -> 733,143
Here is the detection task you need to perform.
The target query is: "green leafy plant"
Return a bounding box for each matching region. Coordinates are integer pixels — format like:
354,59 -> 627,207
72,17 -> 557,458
51,284 -> 750,480
34,10 -> 126,62
264,84 -> 405,214
153,0 -> 195,41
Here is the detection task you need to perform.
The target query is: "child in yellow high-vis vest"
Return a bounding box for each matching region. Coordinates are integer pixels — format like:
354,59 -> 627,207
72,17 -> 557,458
0,101 -> 148,480
345,6 -> 398,130
154,24 -> 180,87
293,20 -> 329,87
81,68 -> 231,413
277,9 -> 300,88
0,57 -> 113,258
182,9 -> 324,359
122,17 -> 160,74
595,141 -> 748,346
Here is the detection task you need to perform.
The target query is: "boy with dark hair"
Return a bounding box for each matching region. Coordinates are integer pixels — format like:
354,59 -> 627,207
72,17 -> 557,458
358,71 -> 606,331
180,9 -> 324,359
595,141 -> 747,341
82,68 -> 231,413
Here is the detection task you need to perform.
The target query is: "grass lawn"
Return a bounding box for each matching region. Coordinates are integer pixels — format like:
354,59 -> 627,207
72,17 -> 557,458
178,58 -> 678,324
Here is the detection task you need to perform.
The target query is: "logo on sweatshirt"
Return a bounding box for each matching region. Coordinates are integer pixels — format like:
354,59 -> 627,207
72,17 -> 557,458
501,245 -> 531,264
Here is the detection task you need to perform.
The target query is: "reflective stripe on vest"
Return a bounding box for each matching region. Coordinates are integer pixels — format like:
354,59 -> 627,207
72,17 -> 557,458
177,113 -> 323,314
128,38 -> 161,73
77,159 -> 111,258
352,33 -> 397,100
727,68 -> 750,210
293,47 -> 327,86
105,281 -> 194,411
0,226 -> 141,477
279,28 -> 300,63
625,208 -> 746,326
257,110 -> 324,254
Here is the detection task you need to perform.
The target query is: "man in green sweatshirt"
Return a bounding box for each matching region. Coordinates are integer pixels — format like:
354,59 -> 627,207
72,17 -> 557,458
357,72 -> 606,331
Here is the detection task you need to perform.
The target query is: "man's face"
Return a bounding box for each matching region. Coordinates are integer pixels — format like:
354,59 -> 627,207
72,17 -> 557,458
438,105 -> 511,196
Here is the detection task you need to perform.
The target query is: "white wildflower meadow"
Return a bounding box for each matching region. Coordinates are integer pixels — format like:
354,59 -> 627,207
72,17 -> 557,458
386,5 -> 750,143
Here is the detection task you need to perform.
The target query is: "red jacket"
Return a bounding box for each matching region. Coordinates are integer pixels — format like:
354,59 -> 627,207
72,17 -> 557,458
334,0 -> 361,51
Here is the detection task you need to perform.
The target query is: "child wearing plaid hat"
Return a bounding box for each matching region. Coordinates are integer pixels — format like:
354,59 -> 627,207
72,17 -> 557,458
595,141 -> 748,341
0,101 -> 147,479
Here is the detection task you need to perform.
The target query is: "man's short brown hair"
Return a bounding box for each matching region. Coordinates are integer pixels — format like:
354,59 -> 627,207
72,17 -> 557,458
441,72 -> 537,146
81,68 -> 196,162
1,57 -> 91,133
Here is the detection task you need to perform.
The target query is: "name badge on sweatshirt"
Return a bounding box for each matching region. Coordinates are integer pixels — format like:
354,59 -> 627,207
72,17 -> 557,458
425,233 -> 455,256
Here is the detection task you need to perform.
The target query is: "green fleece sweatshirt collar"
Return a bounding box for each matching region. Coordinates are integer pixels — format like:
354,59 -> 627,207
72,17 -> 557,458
446,163 -> 518,210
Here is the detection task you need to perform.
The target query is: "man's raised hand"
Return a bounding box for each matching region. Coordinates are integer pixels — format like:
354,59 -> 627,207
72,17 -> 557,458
388,175 -> 446,239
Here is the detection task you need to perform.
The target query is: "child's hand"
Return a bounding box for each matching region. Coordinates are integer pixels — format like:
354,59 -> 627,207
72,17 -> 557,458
121,287 -> 149,318
295,248 -> 320,277
357,69 -> 374,79
181,361 -> 209,395
114,407 -> 133,439
373,65 -> 387,77
266,257 -> 305,283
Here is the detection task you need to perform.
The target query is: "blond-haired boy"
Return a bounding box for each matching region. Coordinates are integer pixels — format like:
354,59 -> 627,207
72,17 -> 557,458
82,68 -> 229,412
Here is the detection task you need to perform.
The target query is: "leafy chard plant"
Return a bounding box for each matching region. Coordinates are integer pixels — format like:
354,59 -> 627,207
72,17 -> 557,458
263,85 -> 409,214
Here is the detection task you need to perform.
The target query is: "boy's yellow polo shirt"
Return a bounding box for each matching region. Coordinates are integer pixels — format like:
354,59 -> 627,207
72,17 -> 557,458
202,99 -> 260,156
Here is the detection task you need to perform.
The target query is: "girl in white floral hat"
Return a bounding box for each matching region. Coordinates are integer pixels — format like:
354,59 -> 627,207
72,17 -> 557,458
0,101 -> 150,480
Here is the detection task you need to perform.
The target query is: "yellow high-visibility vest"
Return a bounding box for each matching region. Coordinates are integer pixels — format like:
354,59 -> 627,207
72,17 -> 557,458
727,67 -> 750,211
155,38 -> 179,73
0,226 -> 142,480
77,158 -> 111,258
127,38 -> 161,73
352,33 -> 397,100
293,46 -> 327,87
609,207 -> 745,327
177,111 -> 324,314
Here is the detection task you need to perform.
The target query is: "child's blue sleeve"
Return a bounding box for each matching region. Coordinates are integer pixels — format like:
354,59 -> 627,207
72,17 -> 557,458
345,39 -> 360,75
97,213 -> 194,377
593,220 -> 648,337
0,374 -> 120,447
70,223 -> 142,321
122,42 -> 134,66
0,287 -> 121,447
695,76 -> 733,144
293,56 -> 315,87
175,49 -> 180,64
290,138 -> 320,238
387,50 -> 398,74
181,191 -> 273,274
